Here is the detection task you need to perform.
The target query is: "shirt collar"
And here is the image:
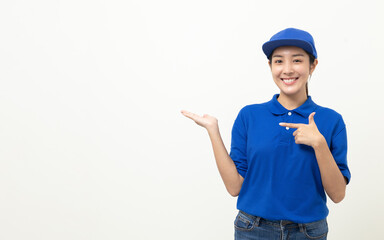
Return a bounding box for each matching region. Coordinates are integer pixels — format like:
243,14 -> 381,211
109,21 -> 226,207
267,94 -> 318,118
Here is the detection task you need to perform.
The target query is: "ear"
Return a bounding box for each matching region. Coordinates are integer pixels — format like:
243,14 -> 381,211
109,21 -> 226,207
309,59 -> 318,75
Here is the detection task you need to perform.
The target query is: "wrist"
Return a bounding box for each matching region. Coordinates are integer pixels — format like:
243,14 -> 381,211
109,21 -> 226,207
206,125 -> 220,135
312,135 -> 326,150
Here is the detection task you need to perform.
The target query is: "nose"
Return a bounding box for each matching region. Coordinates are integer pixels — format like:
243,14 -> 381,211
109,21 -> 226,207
283,62 -> 294,75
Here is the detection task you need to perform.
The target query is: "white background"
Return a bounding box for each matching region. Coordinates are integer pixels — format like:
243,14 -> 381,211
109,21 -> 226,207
0,0 -> 383,239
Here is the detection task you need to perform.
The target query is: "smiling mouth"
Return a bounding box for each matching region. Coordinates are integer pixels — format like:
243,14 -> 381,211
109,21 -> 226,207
281,78 -> 299,84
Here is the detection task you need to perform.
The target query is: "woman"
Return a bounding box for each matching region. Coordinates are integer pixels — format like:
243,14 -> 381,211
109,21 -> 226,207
181,28 -> 351,240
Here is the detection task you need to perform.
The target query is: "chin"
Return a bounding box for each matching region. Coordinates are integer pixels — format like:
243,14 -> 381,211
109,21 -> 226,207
279,88 -> 305,97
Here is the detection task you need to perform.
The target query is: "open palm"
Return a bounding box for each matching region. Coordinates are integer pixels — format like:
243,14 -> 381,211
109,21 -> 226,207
181,110 -> 218,131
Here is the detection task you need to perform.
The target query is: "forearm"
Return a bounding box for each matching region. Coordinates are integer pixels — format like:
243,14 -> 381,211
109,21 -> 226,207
313,137 -> 346,203
206,127 -> 244,197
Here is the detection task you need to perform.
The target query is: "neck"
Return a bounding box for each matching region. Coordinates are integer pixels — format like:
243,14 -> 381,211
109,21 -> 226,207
277,92 -> 308,110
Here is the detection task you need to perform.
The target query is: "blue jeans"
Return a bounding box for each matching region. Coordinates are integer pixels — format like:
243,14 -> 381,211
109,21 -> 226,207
234,211 -> 328,240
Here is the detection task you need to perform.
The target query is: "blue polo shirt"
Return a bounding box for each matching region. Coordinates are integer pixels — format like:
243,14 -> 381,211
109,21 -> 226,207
230,94 -> 351,223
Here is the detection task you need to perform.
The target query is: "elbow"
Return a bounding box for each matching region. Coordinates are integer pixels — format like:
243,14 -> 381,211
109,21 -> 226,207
229,193 -> 239,197
227,187 -> 241,197
227,189 -> 240,197
330,191 -> 346,204
332,197 -> 344,204
225,175 -> 244,197
229,191 -> 240,197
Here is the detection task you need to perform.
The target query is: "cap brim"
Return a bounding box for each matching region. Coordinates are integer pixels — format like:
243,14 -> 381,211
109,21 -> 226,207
262,39 -> 316,59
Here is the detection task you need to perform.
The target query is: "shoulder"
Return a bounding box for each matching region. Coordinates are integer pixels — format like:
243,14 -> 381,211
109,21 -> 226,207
232,101 -> 271,129
237,99 -> 271,116
315,105 -> 344,121
313,104 -> 346,135
239,104 -> 265,114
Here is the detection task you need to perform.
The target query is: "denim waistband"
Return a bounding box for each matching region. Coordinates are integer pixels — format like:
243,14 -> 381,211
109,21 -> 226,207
239,210 -> 299,227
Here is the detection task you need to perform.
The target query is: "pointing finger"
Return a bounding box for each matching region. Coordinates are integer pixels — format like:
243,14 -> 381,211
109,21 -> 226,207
279,122 -> 302,129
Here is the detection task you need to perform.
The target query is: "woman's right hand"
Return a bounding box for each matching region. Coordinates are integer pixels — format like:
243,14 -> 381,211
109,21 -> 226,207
181,110 -> 218,132
181,109 -> 243,196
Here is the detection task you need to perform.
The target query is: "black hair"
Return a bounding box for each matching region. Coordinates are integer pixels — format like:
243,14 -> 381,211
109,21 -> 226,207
268,49 -> 316,97
305,52 -> 316,97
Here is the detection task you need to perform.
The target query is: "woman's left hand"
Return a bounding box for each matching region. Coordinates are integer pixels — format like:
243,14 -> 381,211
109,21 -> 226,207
279,112 -> 324,148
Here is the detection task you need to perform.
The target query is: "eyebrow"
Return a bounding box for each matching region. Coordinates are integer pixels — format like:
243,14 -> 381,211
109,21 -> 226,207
272,54 -> 305,58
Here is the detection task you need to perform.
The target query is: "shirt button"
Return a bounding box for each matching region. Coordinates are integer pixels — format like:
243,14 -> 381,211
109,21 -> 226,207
286,127 -> 289,130
288,112 -> 292,116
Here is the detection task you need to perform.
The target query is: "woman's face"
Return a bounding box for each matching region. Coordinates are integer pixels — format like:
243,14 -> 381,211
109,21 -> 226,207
269,46 -> 317,98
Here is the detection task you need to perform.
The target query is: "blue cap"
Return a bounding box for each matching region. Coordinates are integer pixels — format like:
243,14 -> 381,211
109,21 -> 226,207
262,28 -> 317,59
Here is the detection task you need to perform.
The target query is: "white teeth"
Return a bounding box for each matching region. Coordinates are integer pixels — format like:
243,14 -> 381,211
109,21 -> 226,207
283,78 -> 296,83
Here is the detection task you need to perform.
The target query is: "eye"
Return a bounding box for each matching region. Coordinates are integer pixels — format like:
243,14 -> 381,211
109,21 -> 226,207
274,59 -> 283,64
293,59 -> 302,63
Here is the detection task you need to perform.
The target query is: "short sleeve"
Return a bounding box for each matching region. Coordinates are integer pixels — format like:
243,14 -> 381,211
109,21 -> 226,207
331,118 -> 351,184
229,108 -> 248,178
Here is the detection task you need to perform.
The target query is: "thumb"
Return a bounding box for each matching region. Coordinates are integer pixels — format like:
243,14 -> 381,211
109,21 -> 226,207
308,112 -> 316,124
